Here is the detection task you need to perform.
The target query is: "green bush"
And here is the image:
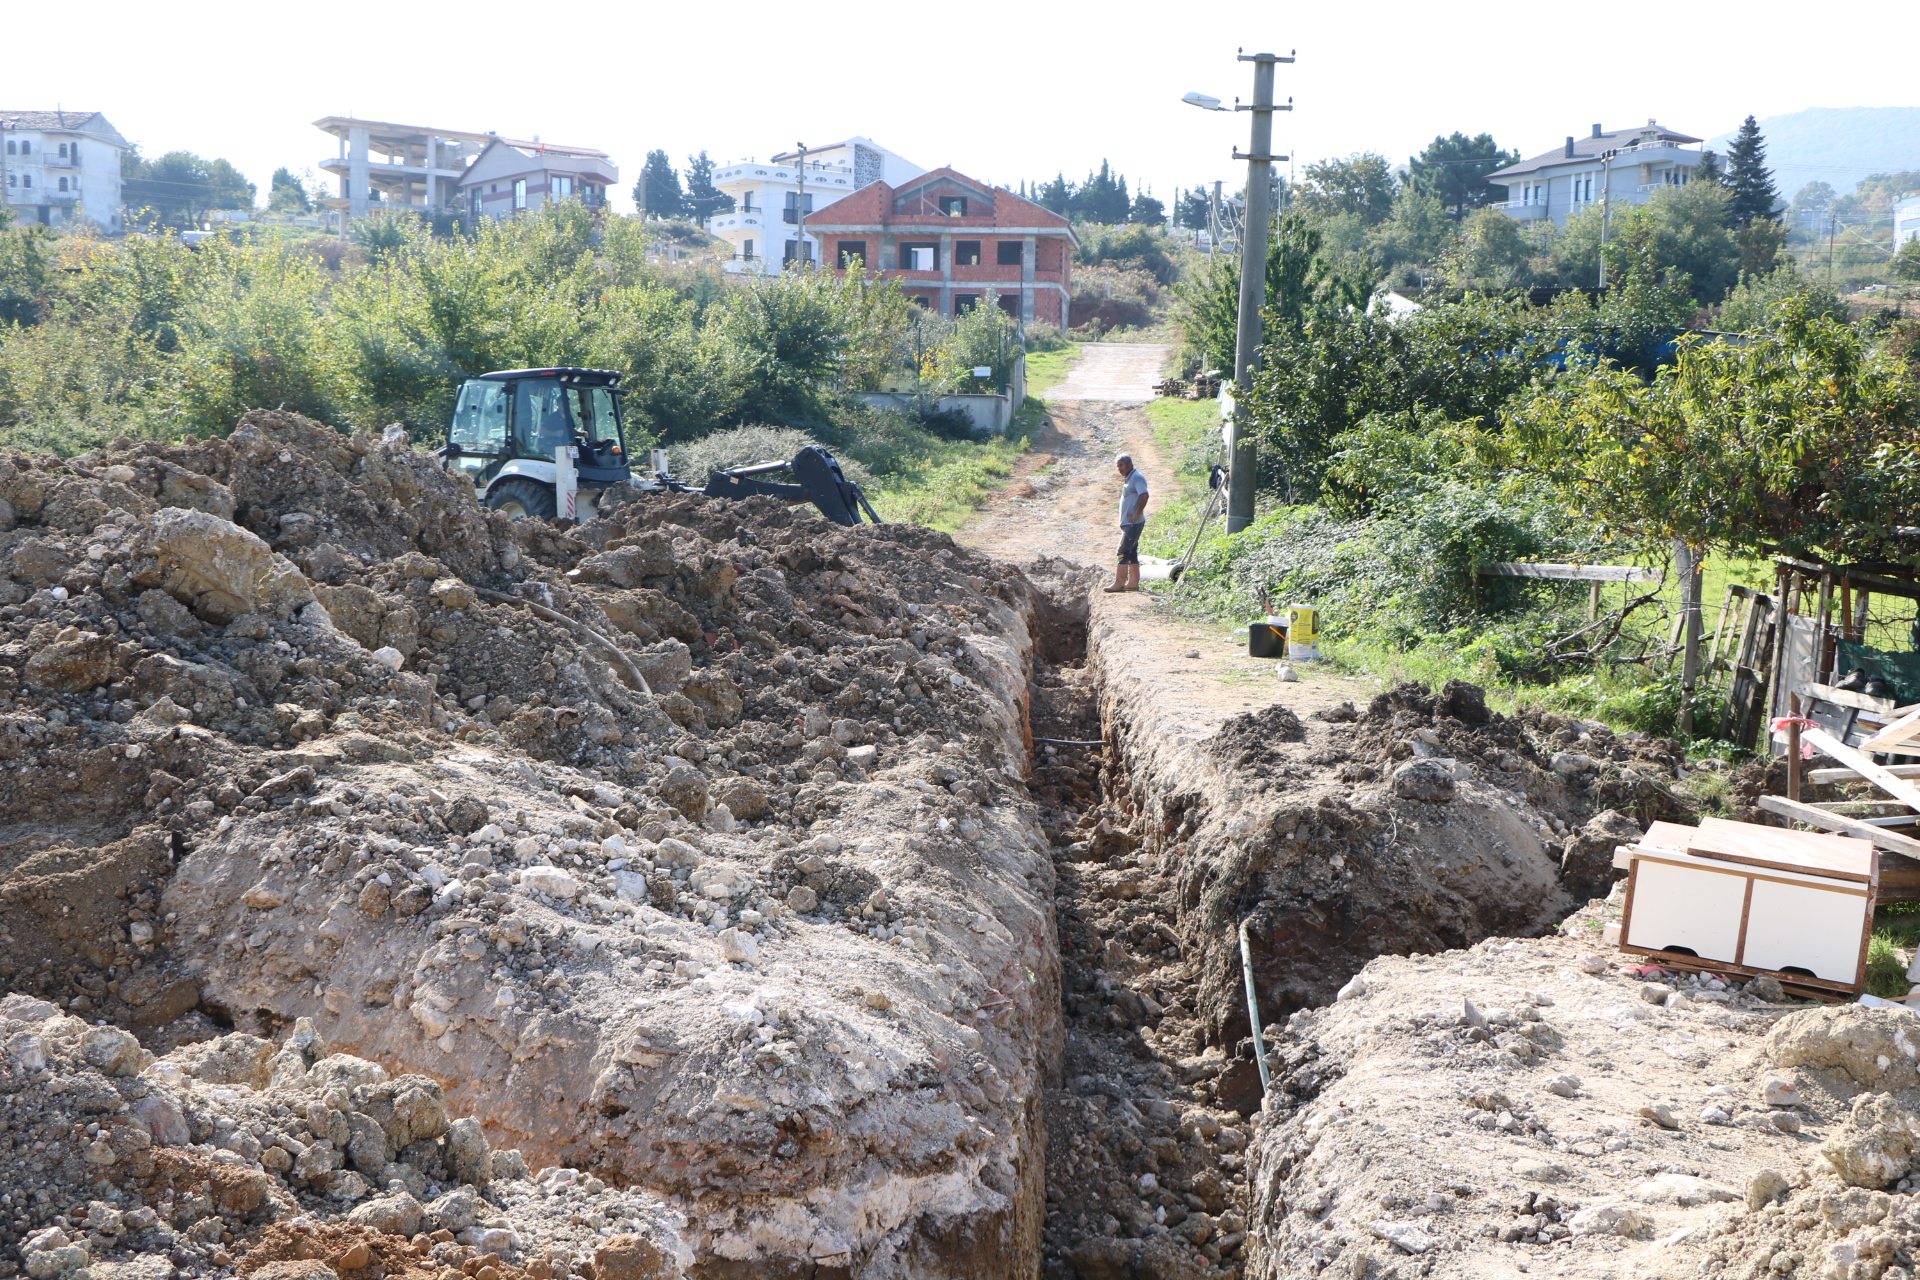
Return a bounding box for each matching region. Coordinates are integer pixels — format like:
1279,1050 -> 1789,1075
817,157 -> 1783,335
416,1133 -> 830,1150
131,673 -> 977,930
1714,267 -> 1847,333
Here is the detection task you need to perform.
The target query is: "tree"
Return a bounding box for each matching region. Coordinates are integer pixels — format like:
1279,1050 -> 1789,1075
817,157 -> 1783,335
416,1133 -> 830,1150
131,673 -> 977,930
1408,132 -> 1520,220
1439,206 -> 1533,289
1129,190 -> 1166,226
1177,212 -> 1375,378
121,149 -> 255,226
1034,174 -> 1073,216
1694,150 -> 1725,187
1724,116 -> 1779,227
1788,180 -> 1835,232
682,151 -> 732,222
1895,236 -> 1920,283
1298,153 -> 1397,224
635,151 -> 685,219
1496,298 -> 1920,565
1075,161 -> 1130,224
268,167 -> 311,214
1174,187 -> 1211,232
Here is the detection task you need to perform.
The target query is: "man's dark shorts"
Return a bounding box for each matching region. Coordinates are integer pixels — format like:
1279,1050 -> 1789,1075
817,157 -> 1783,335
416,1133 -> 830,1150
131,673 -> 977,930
1117,523 -> 1143,565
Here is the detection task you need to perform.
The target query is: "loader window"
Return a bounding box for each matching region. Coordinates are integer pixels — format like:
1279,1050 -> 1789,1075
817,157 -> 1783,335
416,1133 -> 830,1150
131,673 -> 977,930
450,380 -> 508,454
513,381 -> 577,458
580,386 -> 622,446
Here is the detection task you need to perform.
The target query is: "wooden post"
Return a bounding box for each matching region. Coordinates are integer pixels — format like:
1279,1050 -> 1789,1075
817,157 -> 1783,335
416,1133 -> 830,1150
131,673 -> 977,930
1815,571 -> 1834,683
1589,580 -> 1602,623
1767,565 -> 1794,750
1788,692 -> 1803,802
1840,578 -> 1853,644
1678,541 -> 1703,737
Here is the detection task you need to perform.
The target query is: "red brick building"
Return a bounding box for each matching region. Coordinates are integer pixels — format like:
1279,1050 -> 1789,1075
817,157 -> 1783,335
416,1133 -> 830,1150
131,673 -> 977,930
799,168 -> 1076,325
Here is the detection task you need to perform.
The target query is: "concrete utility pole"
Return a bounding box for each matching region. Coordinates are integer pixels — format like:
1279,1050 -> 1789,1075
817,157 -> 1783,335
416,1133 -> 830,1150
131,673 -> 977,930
792,142 -> 809,270
1208,179 -> 1223,263
1596,148 -> 1618,290
1226,50 -> 1292,535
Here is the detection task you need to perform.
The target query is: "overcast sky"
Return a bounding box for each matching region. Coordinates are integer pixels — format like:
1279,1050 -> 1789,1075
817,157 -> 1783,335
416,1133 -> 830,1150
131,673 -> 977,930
9,0 -> 1913,215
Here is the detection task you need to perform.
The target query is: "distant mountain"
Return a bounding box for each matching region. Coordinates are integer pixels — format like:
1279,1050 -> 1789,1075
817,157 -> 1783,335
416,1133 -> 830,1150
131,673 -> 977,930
1703,107 -> 1920,197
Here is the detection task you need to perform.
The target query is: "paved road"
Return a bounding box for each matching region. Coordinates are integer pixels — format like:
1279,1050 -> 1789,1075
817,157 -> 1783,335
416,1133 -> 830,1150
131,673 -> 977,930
1046,343 -> 1173,402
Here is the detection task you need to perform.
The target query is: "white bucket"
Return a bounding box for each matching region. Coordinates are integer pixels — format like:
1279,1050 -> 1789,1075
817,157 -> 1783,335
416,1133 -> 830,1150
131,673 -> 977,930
1287,641 -> 1318,662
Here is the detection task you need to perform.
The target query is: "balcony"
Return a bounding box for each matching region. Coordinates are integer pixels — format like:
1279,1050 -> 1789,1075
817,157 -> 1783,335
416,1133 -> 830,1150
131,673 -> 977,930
1496,202 -> 1546,220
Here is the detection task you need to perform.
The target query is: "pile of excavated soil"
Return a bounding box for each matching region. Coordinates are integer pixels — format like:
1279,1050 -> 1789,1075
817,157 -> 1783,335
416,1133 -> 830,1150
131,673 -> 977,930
0,411 -> 1079,1278
1238,899 -> 1920,1280
0,993 -> 689,1280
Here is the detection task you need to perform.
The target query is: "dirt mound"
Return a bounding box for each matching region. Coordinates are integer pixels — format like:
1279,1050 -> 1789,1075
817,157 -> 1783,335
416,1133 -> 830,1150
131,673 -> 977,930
1240,919 -> 1920,1280
0,411 -> 1078,1277
1207,705 -> 1309,775
0,1003 -> 683,1280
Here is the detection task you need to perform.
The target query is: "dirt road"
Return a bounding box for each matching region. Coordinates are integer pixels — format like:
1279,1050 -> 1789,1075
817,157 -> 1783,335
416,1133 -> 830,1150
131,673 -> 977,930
962,345 -> 1365,730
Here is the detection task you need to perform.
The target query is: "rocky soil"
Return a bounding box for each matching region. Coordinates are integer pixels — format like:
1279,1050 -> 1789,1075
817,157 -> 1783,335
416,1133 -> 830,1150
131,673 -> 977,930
0,412 -> 1082,1278
2,405 -> 1901,1280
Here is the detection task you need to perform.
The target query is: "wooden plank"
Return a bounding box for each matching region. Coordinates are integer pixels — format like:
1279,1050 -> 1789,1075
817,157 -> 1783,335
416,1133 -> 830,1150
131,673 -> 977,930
1683,815 -> 1875,882
1801,682 -> 1897,714
1478,562 -> 1662,583
1756,794 -> 1920,858
1807,763 -> 1920,785
1802,726 -> 1920,812
1860,707 -> 1920,753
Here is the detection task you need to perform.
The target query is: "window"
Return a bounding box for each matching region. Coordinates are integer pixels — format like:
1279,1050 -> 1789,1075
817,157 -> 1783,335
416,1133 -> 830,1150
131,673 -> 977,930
997,240 -> 1024,266
783,239 -> 814,263
19,175 -> 29,189
953,294 -> 981,314
513,179 -> 527,209
742,192 -> 755,212
997,294 -> 1020,318
743,238 -> 755,260
552,176 -> 573,199
837,240 -> 867,268
450,380 -> 509,461
900,242 -> 938,270
954,241 -> 981,266
471,190 -> 482,217
938,195 -> 967,217
4,141 -> 13,155
57,143 -> 68,159
18,140 -> 28,155
782,192 -> 813,224
57,177 -> 68,192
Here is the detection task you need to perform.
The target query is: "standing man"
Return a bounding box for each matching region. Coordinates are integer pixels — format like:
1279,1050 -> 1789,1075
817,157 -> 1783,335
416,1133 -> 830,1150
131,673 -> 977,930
1106,454 -> 1150,593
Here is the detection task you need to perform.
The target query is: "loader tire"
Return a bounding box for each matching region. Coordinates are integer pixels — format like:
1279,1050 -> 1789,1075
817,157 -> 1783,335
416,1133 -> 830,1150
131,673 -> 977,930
486,478 -> 556,521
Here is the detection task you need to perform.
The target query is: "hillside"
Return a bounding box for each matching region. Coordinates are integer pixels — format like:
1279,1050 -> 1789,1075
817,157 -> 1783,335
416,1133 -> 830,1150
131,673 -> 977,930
1704,105 -> 1920,196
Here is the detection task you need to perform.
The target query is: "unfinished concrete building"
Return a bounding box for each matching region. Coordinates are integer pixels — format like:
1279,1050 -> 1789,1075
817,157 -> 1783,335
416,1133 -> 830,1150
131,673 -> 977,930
314,115 -> 614,229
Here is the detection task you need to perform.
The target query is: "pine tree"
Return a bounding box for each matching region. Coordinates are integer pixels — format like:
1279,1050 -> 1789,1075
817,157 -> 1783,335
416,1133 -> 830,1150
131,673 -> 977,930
635,150 -> 685,219
682,151 -> 731,222
1724,116 -> 1779,227
1034,174 -> 1073,216
1695,150 -> 1725,187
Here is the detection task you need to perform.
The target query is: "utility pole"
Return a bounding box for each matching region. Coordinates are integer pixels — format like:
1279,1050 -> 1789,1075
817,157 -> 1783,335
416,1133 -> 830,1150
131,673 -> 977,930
1596,149 -> 1618,290
1208,179 -> 1223,263
792,142 -> 811,271
1828,216 -> 1837,282
1226,50 -> 1292,535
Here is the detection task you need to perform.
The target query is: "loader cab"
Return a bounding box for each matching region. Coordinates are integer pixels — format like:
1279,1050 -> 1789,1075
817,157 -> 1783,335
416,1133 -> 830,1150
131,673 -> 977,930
447,367 -> 631,520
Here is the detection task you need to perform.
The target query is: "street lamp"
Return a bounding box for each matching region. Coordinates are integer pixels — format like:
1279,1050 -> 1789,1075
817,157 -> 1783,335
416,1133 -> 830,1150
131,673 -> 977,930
1183,50 -> 1293,535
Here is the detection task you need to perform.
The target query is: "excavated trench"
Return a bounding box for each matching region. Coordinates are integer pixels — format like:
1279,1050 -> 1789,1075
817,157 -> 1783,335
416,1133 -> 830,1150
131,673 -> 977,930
0,416 -> 1715,1280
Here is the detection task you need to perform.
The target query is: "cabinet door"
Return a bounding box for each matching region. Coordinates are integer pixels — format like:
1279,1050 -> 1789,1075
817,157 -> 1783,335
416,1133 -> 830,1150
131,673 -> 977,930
1740,880 -> 1868,982
1624,861 -> 1746,963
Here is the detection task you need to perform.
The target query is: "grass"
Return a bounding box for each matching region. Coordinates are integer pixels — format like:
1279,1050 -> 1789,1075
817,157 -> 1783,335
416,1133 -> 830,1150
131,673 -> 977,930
886,343 -> 1086,533
1868,903 -> 1920,999
1022,344 -> 1082,398
1140,397 -> 1227,564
